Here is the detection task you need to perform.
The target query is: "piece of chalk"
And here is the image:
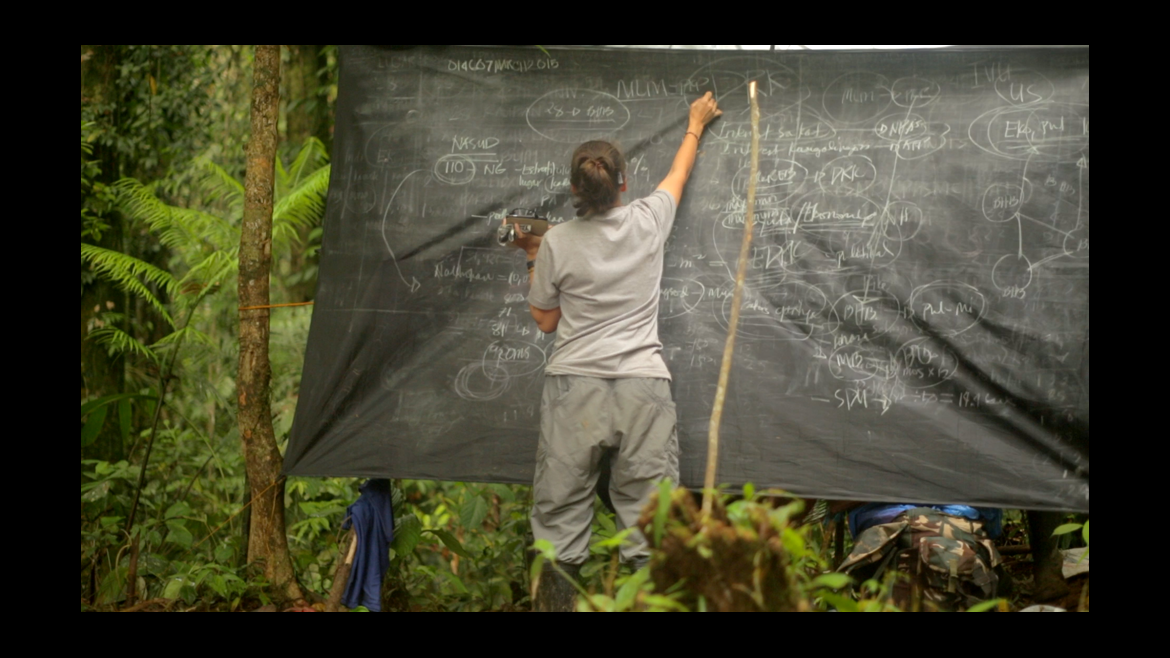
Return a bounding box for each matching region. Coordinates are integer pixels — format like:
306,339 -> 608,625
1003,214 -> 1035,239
749,80 -> 757,99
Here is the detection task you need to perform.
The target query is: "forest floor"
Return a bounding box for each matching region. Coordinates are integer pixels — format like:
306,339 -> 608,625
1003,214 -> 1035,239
112,563 -> 1089,612
1000,554 -> 1089,612
110,538 -> 1089,612
96,502 -> 1087,613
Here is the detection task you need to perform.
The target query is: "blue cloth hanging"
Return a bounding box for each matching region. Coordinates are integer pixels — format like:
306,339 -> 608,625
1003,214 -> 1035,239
849,503 -> 1003,540
341,479 -> 395,611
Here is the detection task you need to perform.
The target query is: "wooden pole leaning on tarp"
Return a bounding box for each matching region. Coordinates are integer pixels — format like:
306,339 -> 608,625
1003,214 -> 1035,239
326,529 -> 358,612
702,81 -> 761,518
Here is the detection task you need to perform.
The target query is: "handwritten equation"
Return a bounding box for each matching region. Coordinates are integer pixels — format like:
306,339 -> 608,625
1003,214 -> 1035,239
297,46 -> 1089,505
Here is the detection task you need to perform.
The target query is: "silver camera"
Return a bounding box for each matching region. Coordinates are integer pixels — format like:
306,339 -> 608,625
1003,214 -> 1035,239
496,209 -> 549,246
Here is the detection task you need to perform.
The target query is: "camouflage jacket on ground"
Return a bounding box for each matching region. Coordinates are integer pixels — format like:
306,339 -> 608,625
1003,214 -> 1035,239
838,507 -> 1002,610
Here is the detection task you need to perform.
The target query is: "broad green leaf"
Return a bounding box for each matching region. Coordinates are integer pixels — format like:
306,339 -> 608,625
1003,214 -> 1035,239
726,500 -> 750,525
441,570 -> 469,595
459,495 -> 489,530
214,543 -> 234,563
585,594 -> 615,612
349,605 -> 370,612
165,501 -> 191,519
81,406 -> 107,447
642,594 -> 687,611
489,483 -> 516,503
165,520 -> 193,548
532,538 -> 557,561
82,481 -> 111,502
812,573 -> 852,590
96,567 -> 128,605
966,598 -> 1003,612
426,529 -> 473,559
770,499 -> 805,527
118,399 -> 132,447
1052,523 -> 1083,536
80,392 -> 155,419
1082,519 -> 1089,546
820,592 -> 858,612
392,514 -> 422,555
595,510 -> 616,534
592,528 -> 635,550
615,567 -> 651,610
162,576 -> 186,600
743,482 -> 756,501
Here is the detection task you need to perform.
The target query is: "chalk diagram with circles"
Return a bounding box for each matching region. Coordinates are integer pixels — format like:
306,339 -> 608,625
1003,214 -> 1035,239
348,53 -> 1087,419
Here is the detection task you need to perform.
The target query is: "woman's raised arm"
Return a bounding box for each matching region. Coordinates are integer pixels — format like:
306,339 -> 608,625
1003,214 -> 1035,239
657,91 -> 722,204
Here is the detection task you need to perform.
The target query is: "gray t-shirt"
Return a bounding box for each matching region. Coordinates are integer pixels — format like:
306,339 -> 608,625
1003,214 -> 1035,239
529,190 -> 677,380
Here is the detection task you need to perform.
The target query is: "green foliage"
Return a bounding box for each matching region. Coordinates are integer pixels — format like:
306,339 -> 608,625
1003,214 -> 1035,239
80,147 -> 331,608
425,529 -> 473,559
383,481 -> 533,611
1053,518 -> 1090,562
81,122 -> 116,242
81,393 -> 156,449
81,45 -> 344,610
80,244 -> 179,325
79,139 -> 330,371
81,46 -> 241,187
525,484 -> 1009,613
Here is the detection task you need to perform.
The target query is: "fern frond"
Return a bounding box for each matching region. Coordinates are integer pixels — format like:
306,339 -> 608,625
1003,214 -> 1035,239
201,161 -> 245,211
115,179 -> 240,254
115,179 -> 202,250
177,248 -> 238,291
89,326 -> 159,362
80,244 -> 176,326
278,137 -> 329,198
274,164 -> 331,237
153,325 -> 215,350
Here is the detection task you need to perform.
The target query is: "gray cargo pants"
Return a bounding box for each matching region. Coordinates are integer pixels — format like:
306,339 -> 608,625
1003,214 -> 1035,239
531,375 -> 679,565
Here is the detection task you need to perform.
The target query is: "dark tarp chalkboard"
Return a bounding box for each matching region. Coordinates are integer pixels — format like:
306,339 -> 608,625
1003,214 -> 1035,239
285,46 -> 1089,512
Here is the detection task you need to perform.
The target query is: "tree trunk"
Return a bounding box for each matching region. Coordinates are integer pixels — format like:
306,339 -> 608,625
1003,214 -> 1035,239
284,45 -> 322,147
237,44 -> 303,604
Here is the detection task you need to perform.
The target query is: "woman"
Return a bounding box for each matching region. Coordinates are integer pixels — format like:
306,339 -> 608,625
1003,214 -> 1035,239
509,92 -> 721,609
